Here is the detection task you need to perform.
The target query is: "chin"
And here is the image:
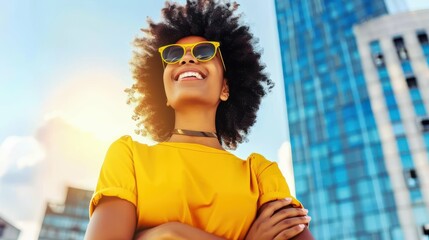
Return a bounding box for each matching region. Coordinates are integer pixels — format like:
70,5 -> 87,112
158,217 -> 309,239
170,96 -> 218,108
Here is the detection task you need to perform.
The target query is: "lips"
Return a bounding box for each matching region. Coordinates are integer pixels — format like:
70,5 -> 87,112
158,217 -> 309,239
174,68 -> 207,81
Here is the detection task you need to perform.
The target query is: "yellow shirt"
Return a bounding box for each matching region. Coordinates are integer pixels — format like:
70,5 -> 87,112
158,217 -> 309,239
90,136 -> 301,240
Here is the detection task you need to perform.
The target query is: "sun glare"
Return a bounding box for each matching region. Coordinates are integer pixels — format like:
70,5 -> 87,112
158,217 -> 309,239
41,70 -> 152,144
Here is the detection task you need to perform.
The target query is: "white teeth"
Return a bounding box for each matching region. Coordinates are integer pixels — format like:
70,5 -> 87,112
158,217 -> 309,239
178,71 -> 204,80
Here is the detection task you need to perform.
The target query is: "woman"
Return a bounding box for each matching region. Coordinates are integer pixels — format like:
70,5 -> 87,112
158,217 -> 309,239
85,1 -> 313,239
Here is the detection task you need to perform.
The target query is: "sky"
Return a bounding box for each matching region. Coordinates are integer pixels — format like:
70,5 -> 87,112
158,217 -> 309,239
1,0 -> 429,239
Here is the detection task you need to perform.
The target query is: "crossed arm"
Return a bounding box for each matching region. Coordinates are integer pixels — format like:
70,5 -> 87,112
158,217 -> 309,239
85,197 -> 313,240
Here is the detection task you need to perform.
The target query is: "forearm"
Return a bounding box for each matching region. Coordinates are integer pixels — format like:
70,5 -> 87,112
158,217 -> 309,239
135,222 -> 225,240
170,222 -> 225,240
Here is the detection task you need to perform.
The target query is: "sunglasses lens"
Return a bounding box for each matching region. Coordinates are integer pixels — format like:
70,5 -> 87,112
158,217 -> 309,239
162,45 -> 184,63
193,43 -> 216,61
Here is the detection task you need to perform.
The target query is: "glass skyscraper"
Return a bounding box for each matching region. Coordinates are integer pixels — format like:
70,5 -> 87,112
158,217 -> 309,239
275,0 -> 429,239
38,187 -> 92,240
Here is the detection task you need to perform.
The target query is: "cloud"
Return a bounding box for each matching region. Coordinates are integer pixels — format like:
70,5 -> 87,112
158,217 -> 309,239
0,136 -> 47,228
0,136 -> 45,178
0,117 -> 113,239
35,117 -> 110,193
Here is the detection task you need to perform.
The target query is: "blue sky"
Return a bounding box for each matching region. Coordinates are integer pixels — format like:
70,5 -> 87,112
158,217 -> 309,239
1,0 -> 429,239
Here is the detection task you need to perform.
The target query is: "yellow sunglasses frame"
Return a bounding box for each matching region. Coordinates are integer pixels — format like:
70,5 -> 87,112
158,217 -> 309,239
158,41 -> 226,71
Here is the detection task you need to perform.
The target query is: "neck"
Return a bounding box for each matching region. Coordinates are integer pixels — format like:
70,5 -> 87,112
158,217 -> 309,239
167,108 -> 223,150
168,134 -> 224,150
174,108 -> 217,132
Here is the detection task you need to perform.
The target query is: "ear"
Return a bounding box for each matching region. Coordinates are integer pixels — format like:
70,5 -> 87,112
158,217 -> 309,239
220,78 -> 229,101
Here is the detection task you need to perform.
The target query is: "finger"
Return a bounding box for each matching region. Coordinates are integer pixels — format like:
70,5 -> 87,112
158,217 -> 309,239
273,224 -> 306,240
274,215 -> 311,230
259,198 -> 293,219
271,207 -> 309,225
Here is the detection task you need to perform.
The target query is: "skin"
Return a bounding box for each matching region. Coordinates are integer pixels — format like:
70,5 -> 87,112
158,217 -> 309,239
85,196 -> 136,240
163,36 -> 229,150
245,199 -> 313,240
84,36 -> 313,240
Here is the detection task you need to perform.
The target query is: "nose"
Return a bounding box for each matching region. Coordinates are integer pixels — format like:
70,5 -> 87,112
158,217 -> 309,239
180,48 -> 197,65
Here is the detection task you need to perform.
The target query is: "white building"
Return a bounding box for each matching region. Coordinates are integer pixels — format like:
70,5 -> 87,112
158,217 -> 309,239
354,9 -> 429,239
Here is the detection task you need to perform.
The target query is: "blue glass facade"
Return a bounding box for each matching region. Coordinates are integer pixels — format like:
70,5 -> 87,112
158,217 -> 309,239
274,0 -> 406,239
418,31 -> 429,66
417,31 -> 429,153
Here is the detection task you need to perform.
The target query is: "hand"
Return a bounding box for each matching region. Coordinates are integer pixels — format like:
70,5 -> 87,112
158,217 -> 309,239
134,223 -> 180,240
134,222 -> 225,240
245,198 -> 311,240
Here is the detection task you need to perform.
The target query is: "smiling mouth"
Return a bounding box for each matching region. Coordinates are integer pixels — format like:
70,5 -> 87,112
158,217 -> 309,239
175,71 -> 207,81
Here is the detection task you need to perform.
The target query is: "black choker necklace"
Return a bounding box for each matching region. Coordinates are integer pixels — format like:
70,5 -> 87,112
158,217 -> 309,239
172,129 -> 218,138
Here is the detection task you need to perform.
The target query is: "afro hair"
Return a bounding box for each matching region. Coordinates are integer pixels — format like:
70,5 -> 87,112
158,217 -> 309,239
127,0 -> 274,149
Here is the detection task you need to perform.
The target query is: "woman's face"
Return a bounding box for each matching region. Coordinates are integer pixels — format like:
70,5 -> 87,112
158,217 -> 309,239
163,36 -> 228,110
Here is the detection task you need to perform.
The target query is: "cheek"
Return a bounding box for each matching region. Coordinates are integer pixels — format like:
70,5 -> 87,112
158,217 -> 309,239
163,68 -> 170,83
209,62 -> 224,86
212,57 -> 224,80
163,68 -> 173,96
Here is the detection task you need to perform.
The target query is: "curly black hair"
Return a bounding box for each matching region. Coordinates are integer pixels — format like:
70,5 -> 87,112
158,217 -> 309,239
127,0 -> 273,149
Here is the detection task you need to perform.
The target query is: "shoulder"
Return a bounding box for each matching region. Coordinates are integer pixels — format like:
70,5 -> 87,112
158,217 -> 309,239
247,153 -> 278,176
108,135 -> 149,151
110,135 -> 138,146
103,135 -> 152,164
248,153 -> 303,208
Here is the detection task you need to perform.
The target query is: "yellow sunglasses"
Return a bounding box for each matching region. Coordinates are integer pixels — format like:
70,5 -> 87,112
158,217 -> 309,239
158,41 -> 226,71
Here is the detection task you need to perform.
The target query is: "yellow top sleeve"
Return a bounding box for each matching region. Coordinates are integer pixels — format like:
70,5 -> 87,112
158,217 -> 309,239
250,153 -> 303,209
89,136 -> 137,216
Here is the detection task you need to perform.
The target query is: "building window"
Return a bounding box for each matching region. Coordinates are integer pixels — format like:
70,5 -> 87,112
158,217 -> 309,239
415,103 -> 427,117
393,37 -> 409,60
417,31 -> 429,45
370,40 -> 385,67
0,224 -> 5,237
410,189 -> 423,202
417,31 -> 429,67
400,153 -> 414,169
419,117 -> 429,132
372,53 -> 385,66
404,169 -> 418,188
406,76 -> 418,88
401,61 -> 413,76
423,224 -> 429,236
392,122 -> 405,136
396,137 -> 410,153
